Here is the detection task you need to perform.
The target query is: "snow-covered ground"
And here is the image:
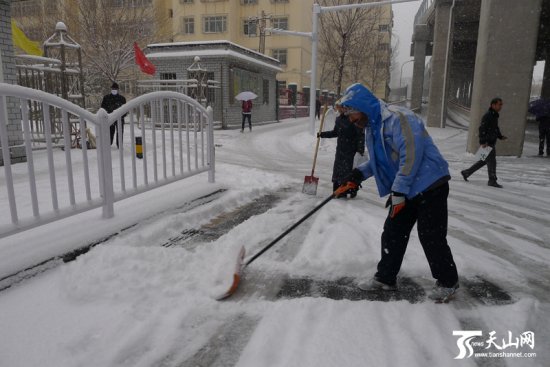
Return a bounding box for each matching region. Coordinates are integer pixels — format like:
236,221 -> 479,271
0,116 -> 549,366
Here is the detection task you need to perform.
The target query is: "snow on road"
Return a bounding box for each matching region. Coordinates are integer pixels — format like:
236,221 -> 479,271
0,117 -> 549,366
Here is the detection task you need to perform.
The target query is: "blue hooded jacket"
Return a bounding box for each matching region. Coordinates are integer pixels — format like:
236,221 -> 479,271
340,83 -> 450,199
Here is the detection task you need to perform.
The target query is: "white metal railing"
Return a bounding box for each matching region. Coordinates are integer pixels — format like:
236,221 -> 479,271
0,83 -> 215,238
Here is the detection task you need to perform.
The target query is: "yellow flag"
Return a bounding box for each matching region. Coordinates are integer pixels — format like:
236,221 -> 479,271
11,20 -> 43,56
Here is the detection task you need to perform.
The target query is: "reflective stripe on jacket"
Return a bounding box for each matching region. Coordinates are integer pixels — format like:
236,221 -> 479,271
356,105 -> 450,199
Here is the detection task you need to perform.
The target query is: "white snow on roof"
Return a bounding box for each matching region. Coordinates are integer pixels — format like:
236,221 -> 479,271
147,40 -> 280,64
147,49 -> 282,72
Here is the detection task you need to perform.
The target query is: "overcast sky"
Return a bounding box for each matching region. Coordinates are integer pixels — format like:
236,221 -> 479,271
391,0 -> 422,87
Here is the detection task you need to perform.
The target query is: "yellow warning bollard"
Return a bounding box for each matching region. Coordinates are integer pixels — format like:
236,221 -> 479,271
135,136 -> 143,159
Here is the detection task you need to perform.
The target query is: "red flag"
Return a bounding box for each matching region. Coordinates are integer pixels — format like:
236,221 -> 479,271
134,42 -> 156,75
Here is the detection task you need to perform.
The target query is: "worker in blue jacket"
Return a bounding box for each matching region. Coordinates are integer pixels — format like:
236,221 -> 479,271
336,83 -> 459,301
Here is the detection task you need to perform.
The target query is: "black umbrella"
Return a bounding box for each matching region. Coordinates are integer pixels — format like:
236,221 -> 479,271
528,98 -> 550,118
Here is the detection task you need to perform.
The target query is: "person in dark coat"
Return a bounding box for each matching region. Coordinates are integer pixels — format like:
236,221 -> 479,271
101,82 -> 127,148
315,97 -> 321,119
527,98 -> 550,156
537,115 -> 550,156
241,100 -> 253,132
318,105 -> 365,198
461,97 -> 507,188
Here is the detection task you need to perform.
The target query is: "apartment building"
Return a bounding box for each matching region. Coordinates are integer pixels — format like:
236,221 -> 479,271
10,0 -> 392,99
169,0 -> 314,92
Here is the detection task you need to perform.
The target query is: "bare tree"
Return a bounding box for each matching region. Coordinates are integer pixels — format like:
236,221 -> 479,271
318,0 -> 391,97
13,0 -> 172,105
11,0 -> 65,41
73,0 -> 170,101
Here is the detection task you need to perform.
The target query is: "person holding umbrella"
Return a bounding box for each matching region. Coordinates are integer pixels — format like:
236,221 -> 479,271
528,98 -> 550,156
235,91 -> 257,133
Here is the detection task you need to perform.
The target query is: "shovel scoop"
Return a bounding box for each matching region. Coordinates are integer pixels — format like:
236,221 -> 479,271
302,103 -> 328,195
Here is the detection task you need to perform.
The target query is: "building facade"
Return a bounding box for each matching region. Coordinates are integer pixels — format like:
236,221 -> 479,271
168,0 -> 313,93
147,41 -> 281,128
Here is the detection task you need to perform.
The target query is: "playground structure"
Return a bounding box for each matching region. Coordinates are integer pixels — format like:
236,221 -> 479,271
15,22 -> 85,149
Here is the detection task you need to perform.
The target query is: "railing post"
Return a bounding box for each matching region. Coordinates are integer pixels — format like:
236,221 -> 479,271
0,95 -> 18,224
206,106 -> 215,183
97,108 -> 114,218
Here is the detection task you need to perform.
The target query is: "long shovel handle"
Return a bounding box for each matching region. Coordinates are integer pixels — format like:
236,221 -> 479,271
244,194 -> 335,268
310,102 -> 329,176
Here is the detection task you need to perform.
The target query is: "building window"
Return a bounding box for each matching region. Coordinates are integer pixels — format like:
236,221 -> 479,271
243,20 -> 257,36
111,0 -> 153,7
379,24 -> 389,32
263,79 -> 270,104
242,0 -> 258,4
271,17 -> 288,30
272,49 -> 287,66
168,8 -> 173,18
270,0 -> 289,3
12,1 -> 41,16
203,15 -> 227,33
182,17 -> 195,34
180,0 -> 193,3
160,73 -> 177,80
230,68 -> 261,105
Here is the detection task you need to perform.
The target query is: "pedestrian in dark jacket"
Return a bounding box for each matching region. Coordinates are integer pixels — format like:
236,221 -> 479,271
461,97 -> 507,188
318,106 -> 365,198
241,100 -> 253,132
315,98 -> 321,119
536,115 -> 550,156
336,83 -> 458,302
101,82 -> 127,148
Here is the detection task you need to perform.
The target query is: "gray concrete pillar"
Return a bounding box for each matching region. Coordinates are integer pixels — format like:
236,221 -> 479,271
541,59 -> 550,99
427,0 -> 454,127
467,0 -> 542,155
411,25 -> 430,111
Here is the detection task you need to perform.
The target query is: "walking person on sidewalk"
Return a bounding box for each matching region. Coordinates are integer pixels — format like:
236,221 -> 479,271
318,104 -> 364,198
315,97 -> 321,120
241,100 -> 253,132
101,82 -> 127,148
461,97 -> 507,188
528,98 -> 550,156
335,83 -> 459,301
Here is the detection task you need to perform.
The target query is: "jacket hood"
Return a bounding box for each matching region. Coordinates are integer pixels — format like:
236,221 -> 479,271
339,83 -> 382,129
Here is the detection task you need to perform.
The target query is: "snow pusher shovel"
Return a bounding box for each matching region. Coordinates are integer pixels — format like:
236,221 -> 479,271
216,182 -> 357,301
302,103 -> 329,195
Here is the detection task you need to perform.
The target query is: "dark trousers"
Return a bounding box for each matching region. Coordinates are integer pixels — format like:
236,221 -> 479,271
110,121 -> 124,148
539,125 -> 550,154
462,145 -> 497,182
375,183 -> 458,287
242,114 -> 252,130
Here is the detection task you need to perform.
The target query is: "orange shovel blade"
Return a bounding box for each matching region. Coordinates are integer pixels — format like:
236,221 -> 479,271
216,245 -> 246,301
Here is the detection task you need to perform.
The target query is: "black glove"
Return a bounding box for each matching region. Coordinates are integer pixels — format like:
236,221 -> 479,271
317,132 -> 321,138
344,168 -> 364,186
